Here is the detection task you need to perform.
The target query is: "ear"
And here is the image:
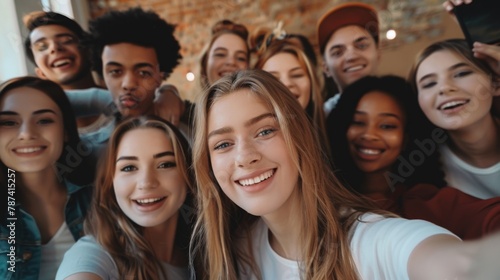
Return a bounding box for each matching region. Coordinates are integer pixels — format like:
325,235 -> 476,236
376,48 -> 382,64
322,61 -> 331,77
35,67 -> 47,79
493,75 -> 500,97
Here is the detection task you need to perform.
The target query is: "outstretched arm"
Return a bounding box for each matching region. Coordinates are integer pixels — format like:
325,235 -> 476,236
408,231 -> 500,280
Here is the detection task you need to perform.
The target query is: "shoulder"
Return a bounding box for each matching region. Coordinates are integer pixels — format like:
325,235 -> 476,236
56,236 -> 118,280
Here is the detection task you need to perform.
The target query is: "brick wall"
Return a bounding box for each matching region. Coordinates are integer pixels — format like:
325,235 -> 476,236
88,0 -> 344,100
87,0 -> 461,100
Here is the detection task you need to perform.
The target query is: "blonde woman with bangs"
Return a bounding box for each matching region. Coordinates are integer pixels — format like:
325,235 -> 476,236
191,69 -> 500,280
57,116 -> 195,280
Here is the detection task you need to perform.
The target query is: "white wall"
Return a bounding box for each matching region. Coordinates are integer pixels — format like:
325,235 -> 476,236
0,0 -> 28,83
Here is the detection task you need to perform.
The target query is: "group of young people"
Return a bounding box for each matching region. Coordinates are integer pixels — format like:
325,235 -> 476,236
1,0 -> 500,279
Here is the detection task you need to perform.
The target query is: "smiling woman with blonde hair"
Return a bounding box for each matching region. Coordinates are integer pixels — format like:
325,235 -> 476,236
190,69 -> 500,280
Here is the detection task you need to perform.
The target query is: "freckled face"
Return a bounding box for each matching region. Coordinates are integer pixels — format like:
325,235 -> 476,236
207,89 -> 299,217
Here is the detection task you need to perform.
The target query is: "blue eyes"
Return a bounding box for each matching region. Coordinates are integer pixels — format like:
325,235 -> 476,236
213,128 -> 278,151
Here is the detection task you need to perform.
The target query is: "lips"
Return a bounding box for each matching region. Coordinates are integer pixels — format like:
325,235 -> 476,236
133,196 -> 166,205
237,169 -> 275,186
438,99 -> 470,111
353,145 -> 384,161
12,146 -> 46,154
344,65 -> 365,73
51,57 -> 73,68
120,95 -> 140,108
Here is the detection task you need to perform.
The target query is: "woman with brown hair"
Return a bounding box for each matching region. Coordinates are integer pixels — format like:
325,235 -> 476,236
57,116 -> 195,280
199,19 -> 250,88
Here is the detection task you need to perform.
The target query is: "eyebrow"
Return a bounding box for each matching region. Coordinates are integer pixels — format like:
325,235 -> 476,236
213,47 -> 247,55
0,109 -> 57,116
105,61 -> 156,70
418,62 -> 469,83
32,33 -> 75,45
207,112 -> 276,139
116,151 -> 174,162
328,36 -> 369,53
355,110 -> 402,120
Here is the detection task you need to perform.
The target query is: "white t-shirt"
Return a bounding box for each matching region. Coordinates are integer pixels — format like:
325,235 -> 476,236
39,222 -> 75,280
440,144 -> 500,199
239,214 -> 455,280
323,93 -> 341,116
56,235 -> 190,280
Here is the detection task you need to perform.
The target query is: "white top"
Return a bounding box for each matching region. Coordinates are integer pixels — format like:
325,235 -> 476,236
323,93 -> 341,116
440,144 -> 500,199
39,222 -> 75,280
56,235 -> 190,280
239,213 -> 455,280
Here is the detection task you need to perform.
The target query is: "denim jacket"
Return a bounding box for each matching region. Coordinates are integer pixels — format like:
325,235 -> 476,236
0,180 -> 92,280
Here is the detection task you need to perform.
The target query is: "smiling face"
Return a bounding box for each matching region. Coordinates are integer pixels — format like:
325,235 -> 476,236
262,52 -> 311,109
206,33 -> 248,85
113,127 -> 187,228
347,91 -> 405,174
30,25 -> 89,88
0,87 -> 64,174
102,43 -> 162,117
207,89 -> 299,217
415,50 -> 496,131
322,25 -> 380,91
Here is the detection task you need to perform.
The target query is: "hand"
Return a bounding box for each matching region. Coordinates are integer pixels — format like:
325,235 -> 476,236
154,84 -> 185,126
442,0 -> 473,14
472,42 -> 500,76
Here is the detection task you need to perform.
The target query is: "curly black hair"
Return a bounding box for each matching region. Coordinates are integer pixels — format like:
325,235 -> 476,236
327,75 -> 446,193
87,7 -> 182,79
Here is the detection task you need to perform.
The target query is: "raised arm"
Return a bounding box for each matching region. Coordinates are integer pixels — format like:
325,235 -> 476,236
154,84 -> 186,126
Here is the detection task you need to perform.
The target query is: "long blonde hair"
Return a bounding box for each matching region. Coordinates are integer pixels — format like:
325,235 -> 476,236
84,116 -> 195,279
253,41 -> 328,150
191,69 -> 376,280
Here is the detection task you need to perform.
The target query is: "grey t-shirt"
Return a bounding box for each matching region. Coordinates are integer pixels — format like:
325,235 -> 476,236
56,235 -> 190,280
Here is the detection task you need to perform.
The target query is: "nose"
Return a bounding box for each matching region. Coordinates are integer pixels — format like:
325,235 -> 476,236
224,55 -> 237,67
280,76 -> 294,89
137,167 -> 159,190
439,77 -> 457,95
344,46 -> 361,62
360,125 -> 379,141
235,140 -> 261,168
122,72 -> 138,92
18,122 -> 37,140
48,40 -> 65,54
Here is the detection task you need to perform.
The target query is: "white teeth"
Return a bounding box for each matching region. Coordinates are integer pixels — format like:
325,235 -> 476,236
52,59 -> 71,67
136,197 -> 163,204
439,100 -> 468,110
359,148 -> 381,155
15,147 -> 42,153
345,65 -> 364,72
238,170 -> 275,186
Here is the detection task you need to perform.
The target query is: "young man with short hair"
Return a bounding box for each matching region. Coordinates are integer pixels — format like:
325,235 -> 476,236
317,3 -> 381,116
